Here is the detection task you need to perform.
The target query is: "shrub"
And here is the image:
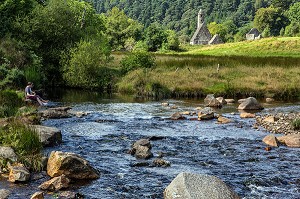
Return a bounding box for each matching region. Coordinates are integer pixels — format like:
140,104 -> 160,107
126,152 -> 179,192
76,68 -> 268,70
121,51 -> 156,74
0,90 -> 24,117
0,122 -> 43,171
291,118 -> 300,130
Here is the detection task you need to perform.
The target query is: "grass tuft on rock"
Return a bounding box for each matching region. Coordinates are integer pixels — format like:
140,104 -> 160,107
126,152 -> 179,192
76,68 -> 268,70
291,119 -> 300,130
0,122 -> 43,171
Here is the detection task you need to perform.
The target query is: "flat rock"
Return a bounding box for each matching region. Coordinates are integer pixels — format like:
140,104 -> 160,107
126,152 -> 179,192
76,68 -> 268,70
153,158 -> 170,167
39,107 -> 71,119
198,107 -> 215,120
30,125 -> 62,146
262,134 -> 279,147
8,165 -> 30,183
0,189 -> 11,199
59,191 -> 84,199
216,97 -> 227,105
39,174 -> 70,191
217,116 -> 232,124
225,99 -> 235,103
277,134 -> 300,148
238,97 -> 263,110
240,113 -> 255,118
263,116 -> 278,123
47,151 -> 99,179
30,191 -> 44,199
0,146 -> 18,162
266,98 -> 275,103
164,172 -> 240,199
171,112 -> 186,120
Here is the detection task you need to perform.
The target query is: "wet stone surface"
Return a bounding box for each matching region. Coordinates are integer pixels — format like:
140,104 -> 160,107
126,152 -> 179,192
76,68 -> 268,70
1,100 -> 300,199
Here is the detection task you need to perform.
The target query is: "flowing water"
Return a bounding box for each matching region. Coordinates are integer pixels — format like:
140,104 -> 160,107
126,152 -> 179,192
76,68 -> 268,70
1,90 -> 300,199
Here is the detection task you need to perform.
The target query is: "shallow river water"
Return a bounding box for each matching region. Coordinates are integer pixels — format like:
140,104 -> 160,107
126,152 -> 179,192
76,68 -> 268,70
1,91 -> 300,199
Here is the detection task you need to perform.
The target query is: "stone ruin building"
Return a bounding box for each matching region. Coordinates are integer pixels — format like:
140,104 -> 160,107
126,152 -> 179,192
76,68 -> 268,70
246,28 -> 262,40
190,9 -> 223,45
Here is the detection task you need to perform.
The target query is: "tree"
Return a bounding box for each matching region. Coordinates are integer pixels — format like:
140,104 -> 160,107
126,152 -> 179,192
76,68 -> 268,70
144,23 -> 167,52
104,7 -> 143,50
62,36 -> 113,89
162,30 -> 180,51
19,0 -> 105,85
0,0 -> 37,37
254,6 -> 288,36
271,0 -> 293,10
285,2 -> 300,36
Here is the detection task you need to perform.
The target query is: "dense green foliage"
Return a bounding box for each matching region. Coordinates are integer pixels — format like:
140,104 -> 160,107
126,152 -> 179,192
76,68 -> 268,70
87,0 -> 300,40
121,51 -> 156,74
62,37 -> 114,89
0,90 -> 23,118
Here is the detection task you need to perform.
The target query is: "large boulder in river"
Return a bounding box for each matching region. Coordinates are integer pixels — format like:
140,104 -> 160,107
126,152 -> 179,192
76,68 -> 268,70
164,172 -> 239,199
0,189 -> 11,199
238,97 -> 263,110
198,107 -> 215,120
39,174 -> 70,191
130,139 -> 153,159
277,134 -> 300,148
262,134 -> 279,147
0,146 -> 18,162
204,94 -> 222,107
39,107 -> 71,119
8,164 -> 30,183
30,125 -> 62,146
47,151 -> 99,179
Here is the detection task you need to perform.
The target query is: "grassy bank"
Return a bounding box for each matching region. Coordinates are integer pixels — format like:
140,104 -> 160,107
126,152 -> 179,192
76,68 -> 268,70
117,38 -> 300,99
177,37 -> 300,58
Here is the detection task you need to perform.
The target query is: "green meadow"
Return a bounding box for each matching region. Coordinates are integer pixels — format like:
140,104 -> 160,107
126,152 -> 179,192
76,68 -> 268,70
117,37 -> 300,99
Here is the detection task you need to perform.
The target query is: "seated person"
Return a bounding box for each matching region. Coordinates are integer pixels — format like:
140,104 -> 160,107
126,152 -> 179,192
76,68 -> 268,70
25,82 -> 48,105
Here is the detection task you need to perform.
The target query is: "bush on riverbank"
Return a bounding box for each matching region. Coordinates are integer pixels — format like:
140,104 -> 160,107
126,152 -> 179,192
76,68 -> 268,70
0,122 -> 43,171
0,90 -> 24,118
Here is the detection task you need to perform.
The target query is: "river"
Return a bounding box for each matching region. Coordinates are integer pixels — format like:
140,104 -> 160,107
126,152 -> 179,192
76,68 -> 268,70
1,90 -> 300,199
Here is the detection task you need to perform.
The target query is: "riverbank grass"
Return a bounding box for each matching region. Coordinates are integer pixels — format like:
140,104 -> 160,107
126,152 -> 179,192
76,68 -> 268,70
0,122 -> 43,171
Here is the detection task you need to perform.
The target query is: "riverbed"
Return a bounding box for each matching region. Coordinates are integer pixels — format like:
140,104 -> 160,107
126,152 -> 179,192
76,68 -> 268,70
1,91 -> 300,199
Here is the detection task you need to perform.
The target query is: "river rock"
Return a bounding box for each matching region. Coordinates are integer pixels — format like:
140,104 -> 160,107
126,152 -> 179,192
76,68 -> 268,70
0,146 -> 18,162
171,112 -> 186,120
266,98 -> 275,103
262,134 -> 279,147
39,174 -> 70,191
217,116 -> 232,124
0,189 -> 10,199
8,164 -> 30,183
59,191 -> 84,199
240,112 -> 255,118
238,97 -> 263,110
216,97 -> 227,105
47,151 -> 99,179
237,98 -> 246,103
204,94 -> 222,107
30,125 -> 62,146
30,191 -> 44,199
153,158 -> 171,167
164,172 -> 240,199
39,107 -> 71,119
263,116 -> 278,123
225,99 -> 235,104
130,139 -> 153,159
277,134 -> 300,148
162,102 -> 169,106
198,107 -> 215,120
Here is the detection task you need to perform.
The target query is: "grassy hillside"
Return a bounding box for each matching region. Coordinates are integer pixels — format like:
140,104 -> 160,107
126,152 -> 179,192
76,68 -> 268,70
178,37 -> 300,57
